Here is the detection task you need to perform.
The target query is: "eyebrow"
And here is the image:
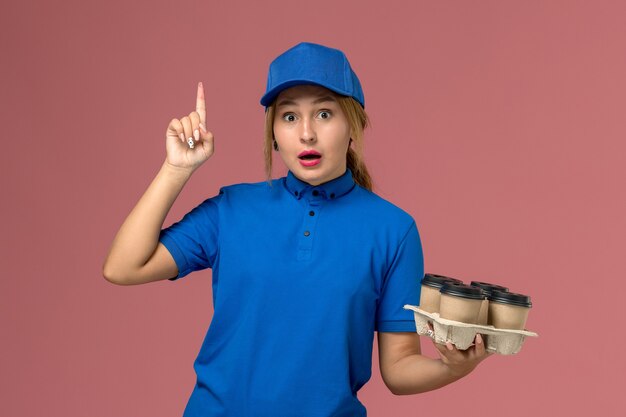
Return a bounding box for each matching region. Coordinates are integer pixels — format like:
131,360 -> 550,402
276,95 -> 337,108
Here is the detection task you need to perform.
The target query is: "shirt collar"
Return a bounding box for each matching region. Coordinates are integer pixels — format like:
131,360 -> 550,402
284,168 -> 356,201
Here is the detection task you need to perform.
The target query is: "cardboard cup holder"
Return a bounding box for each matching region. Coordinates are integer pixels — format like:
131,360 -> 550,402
404,305 -> 538,355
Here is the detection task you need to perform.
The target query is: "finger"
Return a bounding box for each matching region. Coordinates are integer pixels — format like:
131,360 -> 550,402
180,116 -> 193,145
167,118 -> 186,143
424,321 -> 435,337
432,340 -> 448,355
200,126 -> 214,144
188,111 -> 201,142
434,342 -> 462,363
444,342 -> 469,359
474,333 -> 487,357
434,340 -> 459,357
196,81 -> 207,128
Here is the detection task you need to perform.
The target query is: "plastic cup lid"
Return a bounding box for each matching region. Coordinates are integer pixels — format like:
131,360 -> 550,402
470,281 -> 509,297
422,273 -> 464,289
439,282 -> 485,300
489,289 -> 532,308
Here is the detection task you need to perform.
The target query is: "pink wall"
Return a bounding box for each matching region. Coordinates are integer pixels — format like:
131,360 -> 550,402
2,1 -> 624,415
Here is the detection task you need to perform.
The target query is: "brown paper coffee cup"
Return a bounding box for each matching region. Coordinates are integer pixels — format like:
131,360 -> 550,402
488,290 -> 532,330
438,283 -> 485,324
419,274 -> 464,313
477,299 -> 489,325
419,285 -> 441,313
469,281 -> 510,326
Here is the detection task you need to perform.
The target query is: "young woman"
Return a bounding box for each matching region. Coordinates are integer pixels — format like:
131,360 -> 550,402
103,42 -> 490,417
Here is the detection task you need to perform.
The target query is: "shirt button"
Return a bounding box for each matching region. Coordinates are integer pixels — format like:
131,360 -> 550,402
294,191 -> 299,196
309,211 -> 315,216
312,190 -> 319,196
303,230 -> 311,236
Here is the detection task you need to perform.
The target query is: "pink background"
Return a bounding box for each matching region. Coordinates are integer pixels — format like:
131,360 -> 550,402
2,1 -> 624,416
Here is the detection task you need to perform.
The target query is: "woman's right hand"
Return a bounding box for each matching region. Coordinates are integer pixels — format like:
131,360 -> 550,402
165,82 -> 215,172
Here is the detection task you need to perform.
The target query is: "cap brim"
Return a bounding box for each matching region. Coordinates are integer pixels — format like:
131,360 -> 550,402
260,79 -> 354,107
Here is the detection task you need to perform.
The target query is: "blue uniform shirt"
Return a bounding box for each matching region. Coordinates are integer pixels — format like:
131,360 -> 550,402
159,167 -> 424,417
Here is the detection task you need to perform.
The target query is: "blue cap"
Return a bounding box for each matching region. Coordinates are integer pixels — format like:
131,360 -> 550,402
260,42 -> 365,108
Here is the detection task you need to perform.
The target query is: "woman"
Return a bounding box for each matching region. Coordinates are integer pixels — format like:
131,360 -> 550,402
103,42 -> 490,417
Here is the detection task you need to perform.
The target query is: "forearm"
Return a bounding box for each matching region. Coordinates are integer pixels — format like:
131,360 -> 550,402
103,160 -> 192,280
386,353 -> 465,395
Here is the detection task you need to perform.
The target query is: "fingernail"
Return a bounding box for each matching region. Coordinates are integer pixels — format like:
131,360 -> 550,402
199,123 -> 206,132
446,342 -> 453,351
194,129 -> 199,141
476,334 -> 483,344
179,133 -> 185,142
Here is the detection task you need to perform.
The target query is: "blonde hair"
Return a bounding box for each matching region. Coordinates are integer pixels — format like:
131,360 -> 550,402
263,94 -> 373,191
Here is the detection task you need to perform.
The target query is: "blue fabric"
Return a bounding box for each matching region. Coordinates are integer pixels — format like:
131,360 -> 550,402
260,42 -> 365,108
158,168 -> 424,417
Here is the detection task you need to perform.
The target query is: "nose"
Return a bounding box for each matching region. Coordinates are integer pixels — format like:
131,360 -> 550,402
300,117 -> 316,143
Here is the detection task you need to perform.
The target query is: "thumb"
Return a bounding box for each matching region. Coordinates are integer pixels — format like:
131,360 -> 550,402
200,124 -> 215,145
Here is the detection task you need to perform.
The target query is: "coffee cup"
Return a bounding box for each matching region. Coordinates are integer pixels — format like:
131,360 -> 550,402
488,290 -> 532,330
469,281 -> 509,325
419,273 -> 464,313
438,283 -> 485,324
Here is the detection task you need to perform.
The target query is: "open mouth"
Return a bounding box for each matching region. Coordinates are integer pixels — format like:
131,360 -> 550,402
298,154 -> 322,160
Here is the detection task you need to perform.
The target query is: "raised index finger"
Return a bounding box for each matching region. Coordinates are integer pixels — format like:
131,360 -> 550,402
196,81 -> 207,127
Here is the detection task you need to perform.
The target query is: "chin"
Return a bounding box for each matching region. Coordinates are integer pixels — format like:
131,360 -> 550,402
294,169 -> 324,184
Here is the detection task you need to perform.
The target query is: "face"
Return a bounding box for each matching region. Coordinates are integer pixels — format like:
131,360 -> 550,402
273,85 -> 352,186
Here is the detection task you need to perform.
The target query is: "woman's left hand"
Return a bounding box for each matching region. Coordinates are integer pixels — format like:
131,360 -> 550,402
432,333 -> 493,379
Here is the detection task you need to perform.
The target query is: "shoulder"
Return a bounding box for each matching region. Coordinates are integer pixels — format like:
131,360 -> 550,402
352,185 -> 416,230
211,178 -> 285,207
217,178 -> 281,196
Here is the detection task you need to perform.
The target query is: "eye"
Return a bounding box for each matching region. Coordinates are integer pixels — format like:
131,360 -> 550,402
318,110 -> 331,119
281,113 -> 296,122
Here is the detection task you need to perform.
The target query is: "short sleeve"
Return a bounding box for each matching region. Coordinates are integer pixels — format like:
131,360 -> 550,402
158,190 -> 223,281
375,220 -> 424,332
